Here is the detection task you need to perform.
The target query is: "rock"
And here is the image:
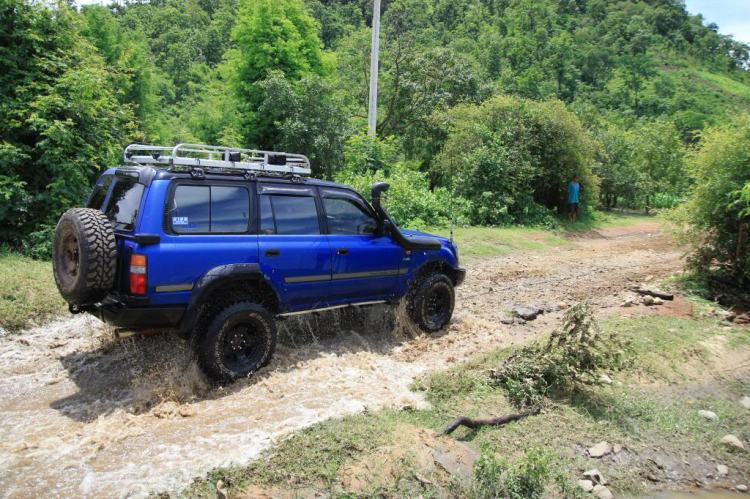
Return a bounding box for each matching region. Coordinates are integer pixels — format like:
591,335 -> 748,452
725,311 -> 737,322
642,295 -> 655,306
578,480 -> 594,492
621,299 -> 634,308
589,441 -> 612,458
698,410 -> 718,421
583,469 -> 606,485
716,464 -> 729,477
653,297 -> 664,305
511,305 -> 543,321
600,374 -> 613,385
558,302 -> 568,310
739,397 -> 750,409
613,444 -> 622,454
593,484 -> 614,499
737,484 -> 748,492
734,314 -> 750,325
720,434 -> 745,450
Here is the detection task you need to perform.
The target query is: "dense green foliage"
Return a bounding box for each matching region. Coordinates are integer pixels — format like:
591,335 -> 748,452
669,113 -> 750,280
2,0 -> 750,255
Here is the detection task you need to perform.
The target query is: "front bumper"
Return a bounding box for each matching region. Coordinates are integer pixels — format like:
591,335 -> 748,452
455,267 -> 467,286
85,294 -> 185,329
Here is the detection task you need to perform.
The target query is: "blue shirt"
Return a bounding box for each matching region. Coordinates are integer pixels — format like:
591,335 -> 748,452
568,182 -> 580,204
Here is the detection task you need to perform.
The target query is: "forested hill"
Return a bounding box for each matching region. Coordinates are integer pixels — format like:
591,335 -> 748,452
1,0 -> 750,255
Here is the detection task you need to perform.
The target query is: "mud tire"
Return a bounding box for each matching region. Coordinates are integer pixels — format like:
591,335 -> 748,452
407,273 -> 455,333
52,208 -> 117,305
197,302 -> 276,384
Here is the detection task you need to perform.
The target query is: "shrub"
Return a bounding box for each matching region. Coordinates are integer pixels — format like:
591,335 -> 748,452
471,448 -> 552,499
434,95 -> 599,225
667,113 -> 750,280
490,302 -> 628,406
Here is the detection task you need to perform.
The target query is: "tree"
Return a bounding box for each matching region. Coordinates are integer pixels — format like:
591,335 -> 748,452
0,1 -> 137,254
435,95 -> 598,225
257,72 -> 351,179
227,0 -> 326,147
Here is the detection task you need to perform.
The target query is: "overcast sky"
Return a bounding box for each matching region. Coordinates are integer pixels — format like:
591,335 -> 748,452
73,0 -> 750,44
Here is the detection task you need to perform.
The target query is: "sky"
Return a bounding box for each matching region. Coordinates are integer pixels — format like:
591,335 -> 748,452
73,0 -> 750,44
683,0 -> 750,43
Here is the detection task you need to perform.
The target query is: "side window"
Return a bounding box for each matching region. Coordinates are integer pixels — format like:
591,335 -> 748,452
262,195 -> 320,235
259,195 -> 275,235
323,197 -> 378,235
169,184 -> 251,234
87,174 -> 114,209
211,186 -> 249,233
105,178 -> 145,231
171,185 -> 210,233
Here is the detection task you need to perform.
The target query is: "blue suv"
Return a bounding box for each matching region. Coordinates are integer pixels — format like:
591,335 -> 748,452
52,144 -> 465,382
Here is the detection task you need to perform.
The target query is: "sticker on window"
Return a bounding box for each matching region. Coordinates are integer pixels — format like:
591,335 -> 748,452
172,217 -> 189,225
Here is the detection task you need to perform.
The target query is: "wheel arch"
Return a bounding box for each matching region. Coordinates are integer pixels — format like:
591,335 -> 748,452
177,263 -> 280,338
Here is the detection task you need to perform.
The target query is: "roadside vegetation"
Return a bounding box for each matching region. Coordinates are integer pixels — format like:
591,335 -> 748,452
181,300 -> 750,498
0,250 -> 66,333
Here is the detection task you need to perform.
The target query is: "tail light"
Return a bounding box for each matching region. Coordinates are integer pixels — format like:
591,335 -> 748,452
130,253 -> 147,295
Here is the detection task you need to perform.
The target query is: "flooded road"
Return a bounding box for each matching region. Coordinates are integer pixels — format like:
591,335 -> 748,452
0,223 -> 683,497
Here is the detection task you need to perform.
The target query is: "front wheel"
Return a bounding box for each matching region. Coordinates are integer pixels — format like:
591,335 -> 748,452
407,273 -> 455,333
197,302 -> 277,384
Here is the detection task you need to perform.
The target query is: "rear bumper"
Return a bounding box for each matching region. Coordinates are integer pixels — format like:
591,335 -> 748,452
87,295 -> 185,329
455,267 -> 467,287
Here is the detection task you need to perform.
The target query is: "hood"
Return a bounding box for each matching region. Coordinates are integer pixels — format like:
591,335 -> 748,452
399,228 -> 450,246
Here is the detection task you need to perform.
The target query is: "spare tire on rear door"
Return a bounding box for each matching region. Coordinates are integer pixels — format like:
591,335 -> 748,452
53,208 -> 117,305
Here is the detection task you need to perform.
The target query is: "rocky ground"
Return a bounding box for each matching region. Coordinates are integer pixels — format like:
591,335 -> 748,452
2,221 -> 742,498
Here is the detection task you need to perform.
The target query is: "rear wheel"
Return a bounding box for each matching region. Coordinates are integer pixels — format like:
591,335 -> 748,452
407,273 -> 455,333
197,302 -> 276,383
52,208 -> 116,305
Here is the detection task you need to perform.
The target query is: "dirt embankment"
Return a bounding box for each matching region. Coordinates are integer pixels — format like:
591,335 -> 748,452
0,222 -> 684,498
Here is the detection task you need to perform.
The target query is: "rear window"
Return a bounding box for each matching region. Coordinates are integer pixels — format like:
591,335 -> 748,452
169,184 -> 250,234
87,174 -> 114,209
105,178 -> 144,231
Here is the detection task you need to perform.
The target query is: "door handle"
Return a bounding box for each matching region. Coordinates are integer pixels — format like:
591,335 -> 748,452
336,248 -> 349,256
265,249 -> 280,257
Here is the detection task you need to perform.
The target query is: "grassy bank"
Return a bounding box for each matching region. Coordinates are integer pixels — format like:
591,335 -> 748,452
181,302 -> 750,498
0,251 -> 66,333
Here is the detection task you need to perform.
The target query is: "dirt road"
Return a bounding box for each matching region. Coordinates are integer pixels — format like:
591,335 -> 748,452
0,222 -> 683,498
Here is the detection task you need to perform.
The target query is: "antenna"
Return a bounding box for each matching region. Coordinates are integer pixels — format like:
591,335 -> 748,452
449,159 -> 455,244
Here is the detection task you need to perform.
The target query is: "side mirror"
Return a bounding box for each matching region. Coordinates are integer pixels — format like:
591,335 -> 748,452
378,219 -> 392,236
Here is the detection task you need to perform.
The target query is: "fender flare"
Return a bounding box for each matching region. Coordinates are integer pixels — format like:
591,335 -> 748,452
178,263 -> 277,335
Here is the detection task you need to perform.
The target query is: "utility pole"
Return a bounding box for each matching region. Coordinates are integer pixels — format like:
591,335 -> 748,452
367,0 -> 381,136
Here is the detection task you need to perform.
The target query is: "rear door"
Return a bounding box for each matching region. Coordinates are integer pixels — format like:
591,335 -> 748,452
257,183 -> 332,311
321,187 -> 404,302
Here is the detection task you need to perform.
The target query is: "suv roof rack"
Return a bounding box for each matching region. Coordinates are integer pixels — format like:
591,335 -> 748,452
123,143 -> 312,176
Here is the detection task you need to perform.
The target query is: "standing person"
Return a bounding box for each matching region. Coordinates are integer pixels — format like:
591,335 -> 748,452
568,175 -> 580,223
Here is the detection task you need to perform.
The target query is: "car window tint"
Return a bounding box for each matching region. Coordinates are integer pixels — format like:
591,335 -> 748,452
171,185 -> 210,233
105,178 -> 145,231
259,195 -> 275,235
211,186 -> 249,233
323,197 -> 377,235
87,174 -> 113,210
269,195 -> 320,235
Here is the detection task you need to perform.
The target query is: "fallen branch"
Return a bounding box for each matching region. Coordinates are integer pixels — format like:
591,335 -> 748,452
440,409 -> 539,436
632,288 -> 674,301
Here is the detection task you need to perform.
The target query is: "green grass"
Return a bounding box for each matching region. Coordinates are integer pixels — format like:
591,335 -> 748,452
0,251 -> 66,332
179,307 -> 750,498
427,226 -> 572,260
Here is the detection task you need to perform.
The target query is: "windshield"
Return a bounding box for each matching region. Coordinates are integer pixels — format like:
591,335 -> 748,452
104,177 -> 145,231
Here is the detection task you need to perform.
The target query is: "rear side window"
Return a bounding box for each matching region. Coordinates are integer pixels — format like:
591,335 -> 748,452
105,178 -> 145,231
260,195 -> 320,235
170,184 -> 250,234
87,174 -> 114,209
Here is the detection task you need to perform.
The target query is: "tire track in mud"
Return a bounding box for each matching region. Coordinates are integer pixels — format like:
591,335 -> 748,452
0,222 -> 682,498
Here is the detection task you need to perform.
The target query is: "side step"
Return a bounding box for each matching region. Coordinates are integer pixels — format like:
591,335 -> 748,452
276,300 -> 388,318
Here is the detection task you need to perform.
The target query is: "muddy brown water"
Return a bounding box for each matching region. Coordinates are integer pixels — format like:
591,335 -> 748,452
0,223 -> 684,497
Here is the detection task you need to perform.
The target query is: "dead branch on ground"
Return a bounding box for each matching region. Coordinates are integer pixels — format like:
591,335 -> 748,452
440,409 -> 540,436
